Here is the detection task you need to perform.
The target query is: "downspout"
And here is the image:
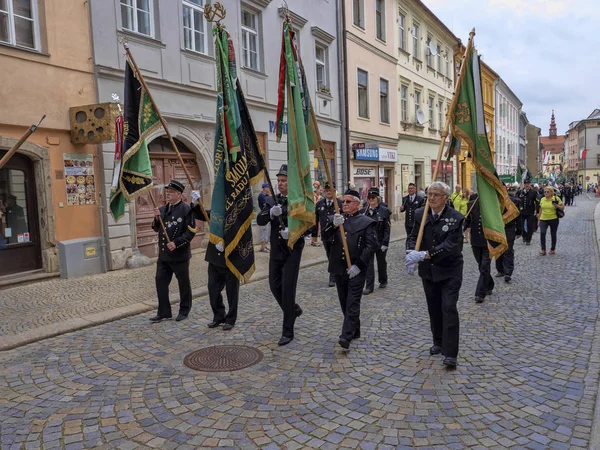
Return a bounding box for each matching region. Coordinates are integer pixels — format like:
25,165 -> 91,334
339,0 -> 350,188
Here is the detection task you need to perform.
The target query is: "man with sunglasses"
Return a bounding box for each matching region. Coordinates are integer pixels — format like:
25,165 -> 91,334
361,187 -> 391,295
323,189 -> 379,350
405,181 -> 465,368
313,181 -> 343,287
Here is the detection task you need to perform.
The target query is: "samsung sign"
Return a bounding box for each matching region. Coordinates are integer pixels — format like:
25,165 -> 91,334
353,145 -> 397,162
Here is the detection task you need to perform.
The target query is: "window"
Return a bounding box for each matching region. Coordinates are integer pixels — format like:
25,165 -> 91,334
428,97 -> 434,128
597,134 -> 600,146
241,9 -> 260,70
353,0 -> 364,28
380,78 -> 389,124
398,13 -> 406,50
0,0 -> 39,49
375,0 -> 385,41
315,44 -> 328,91
357,69 -> 369,119
400,85 -> 408,122
412,23 -> 419,59
183,0 -> 207,54
437,101 -> 443,130
445,48 -> 450,76
414,89 -> 421,120
436,44 -> 442,72
426,36 -> 433,67
121,0 -> 153,37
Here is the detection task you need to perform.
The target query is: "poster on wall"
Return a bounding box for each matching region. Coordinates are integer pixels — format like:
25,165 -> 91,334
401,164 -> 410,196
64,153 -> 96,206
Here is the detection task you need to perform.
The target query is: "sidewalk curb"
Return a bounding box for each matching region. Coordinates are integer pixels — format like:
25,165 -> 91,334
587,202 -> 600,450
0,238 -> 404,352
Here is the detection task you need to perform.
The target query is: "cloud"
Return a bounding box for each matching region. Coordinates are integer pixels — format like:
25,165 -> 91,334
422,0 -> 600,133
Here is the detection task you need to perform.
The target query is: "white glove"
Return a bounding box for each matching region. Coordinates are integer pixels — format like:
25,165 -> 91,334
280,227 -> 289,240
191,190 -> 201,203
216,242 -> 224,252
270,204 -> 283,218
347,265 -> 361,279
381,245 -> 388,251
406,262 -> 416,276
333,214 -> 345,227
405,250 -> 427,265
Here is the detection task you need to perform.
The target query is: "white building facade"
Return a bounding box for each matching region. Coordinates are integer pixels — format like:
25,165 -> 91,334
494,78 -> 522,176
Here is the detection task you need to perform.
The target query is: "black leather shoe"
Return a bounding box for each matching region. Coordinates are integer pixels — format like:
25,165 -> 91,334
338,338 -> 350,349
504,275 -> 512,283
149,315 -> 172,323
295,306 -> 303,318
495,272 -> 505,278
207,321 -> 224,328
475,296 -> 484,303
429,345 -> 443,355
176,314 -> 188,322
222,323 -> 234,331
443,356 -> 457,368
486,290 -> 493,296
328,280 -> 335,287
363,288 -> 373,295
278,336 -> 293,346
525,241 -> 531,246
379,283 -> 387,289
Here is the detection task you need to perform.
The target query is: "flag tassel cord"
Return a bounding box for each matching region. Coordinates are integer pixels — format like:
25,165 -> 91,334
0,115 -> 46,170
122,43 -> 210,226
415,28 -> 476,251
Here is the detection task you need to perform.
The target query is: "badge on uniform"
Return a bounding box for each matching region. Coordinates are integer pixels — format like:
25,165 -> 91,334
442,225 -> 449,232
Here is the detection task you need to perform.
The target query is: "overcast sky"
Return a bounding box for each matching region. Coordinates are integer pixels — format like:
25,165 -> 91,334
424,0 -> 599,135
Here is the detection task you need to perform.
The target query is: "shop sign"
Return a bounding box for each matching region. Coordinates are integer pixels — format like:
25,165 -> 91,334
353,167 -> 376,177
378,148 -> 397,162
354,148 -> 379,161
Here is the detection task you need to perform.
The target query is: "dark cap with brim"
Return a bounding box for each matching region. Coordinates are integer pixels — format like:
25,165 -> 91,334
344,189 -> 360,198
165,180 -> 185,193
276,164 -> 287,177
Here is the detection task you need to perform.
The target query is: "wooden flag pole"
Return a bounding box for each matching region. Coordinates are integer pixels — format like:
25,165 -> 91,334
0,115 -> 46,170
122,43 -> 210,225
149,191 -> 171,243
464,196 -> 479,219
415,28 -> 475,251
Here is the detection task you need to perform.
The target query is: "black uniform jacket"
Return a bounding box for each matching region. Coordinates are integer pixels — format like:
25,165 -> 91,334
360,203 -> 391,247
401,193 -> 426,228
256,194 -> 305,261
518,188 -> 539,215
152,201 -> 197,262
406,205 -> 464,282
191,206 -> 229,269
464,195 -> 487,248
322,213 -> 378,275
505,195 -> 523,239
312,197 -> 343,239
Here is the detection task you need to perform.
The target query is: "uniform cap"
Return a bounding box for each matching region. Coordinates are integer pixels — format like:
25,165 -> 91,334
367,187 -> 380,197
165,180 -> 185,193
344,189 -> 360,198
277,164 -> 288,177
324,181 -> 336,189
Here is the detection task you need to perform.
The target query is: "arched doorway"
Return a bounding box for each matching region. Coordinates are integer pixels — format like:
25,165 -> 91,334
0,152 -> 42,275
135,137 -> 204,258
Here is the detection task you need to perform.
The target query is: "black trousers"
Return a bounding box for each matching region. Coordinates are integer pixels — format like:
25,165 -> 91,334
335,272 -> 365,341
155,259 -> 192,318
522,214 -> 535,242
323,241 -> 335,283
422,276 -> 462,358
207,263 -> 240,325
540,219 -> 559,251
472,246 -> 494,298
269,249 -> 303,338
495,237 -> 515,276
365,248 -> 387,290
405,223 -> 414,237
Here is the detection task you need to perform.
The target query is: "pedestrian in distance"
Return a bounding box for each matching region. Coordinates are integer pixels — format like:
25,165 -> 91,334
150,180 -> 197,323
310,181 -> 323,247
361,187 -> 391,295
399,182 -> 425,237
451,184 -> 462,209
405,181 -> 465,368
518,179 -> 539,245
495,184 -> 522,283
323,188 -> 378,350
464,193 -> 494,303
312,181 -> 342,287
257,183 -> 271,253
256,164 -> 305,346
537,186 -> 564,255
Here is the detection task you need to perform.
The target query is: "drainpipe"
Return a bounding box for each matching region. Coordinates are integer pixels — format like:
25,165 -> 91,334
338,0 -> 350,188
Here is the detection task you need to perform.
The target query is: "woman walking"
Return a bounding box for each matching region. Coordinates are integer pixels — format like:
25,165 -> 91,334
537,186 -> 564,255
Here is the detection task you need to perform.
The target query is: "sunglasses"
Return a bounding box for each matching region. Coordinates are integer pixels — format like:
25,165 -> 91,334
367,194 -> 378,199
342,200 -> 358,204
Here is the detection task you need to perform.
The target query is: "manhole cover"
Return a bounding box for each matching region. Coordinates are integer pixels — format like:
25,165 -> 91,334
184,345 -> 263,372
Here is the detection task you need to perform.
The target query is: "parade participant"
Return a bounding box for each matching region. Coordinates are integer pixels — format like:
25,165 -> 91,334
257,183 -> 271,253
405,181 -> 464,368
537,186 -> 564,255
310,181 -> 323,247
361,187 -> 391,295
323,188 -> 378,350
464,193 -> 494,303
313,181 -> 342,287
518,180 -> 539,245
150,180 -> 197,323
399,183 -> 425,236
495,184 -> 522,282
256,164 -> 305,346
189,191 -> 239,331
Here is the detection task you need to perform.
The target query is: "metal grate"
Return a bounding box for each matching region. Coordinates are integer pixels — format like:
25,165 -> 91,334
184,345 -> 263,372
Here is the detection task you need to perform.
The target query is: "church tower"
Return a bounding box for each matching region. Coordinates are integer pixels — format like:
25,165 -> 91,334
549,110 -> 557,139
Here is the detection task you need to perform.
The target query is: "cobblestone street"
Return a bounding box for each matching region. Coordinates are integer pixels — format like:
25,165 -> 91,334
1,196 -> 600,449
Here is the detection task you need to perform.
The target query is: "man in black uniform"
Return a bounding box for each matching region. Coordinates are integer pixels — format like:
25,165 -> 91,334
464,193 -> 494,303
361,187 -> 391,295
256,164 -> 305,346
190,190 -> 239,331
518,180 -> 539,245
323,189 -> 378,350
405,181 -> 464,368
150,180 -> 197,323
495,185 -> 522,283
313,181 -> 342,287
400,183 -> 425,236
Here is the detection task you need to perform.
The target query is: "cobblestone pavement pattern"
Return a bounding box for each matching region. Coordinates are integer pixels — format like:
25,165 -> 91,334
1,197 -> 600,449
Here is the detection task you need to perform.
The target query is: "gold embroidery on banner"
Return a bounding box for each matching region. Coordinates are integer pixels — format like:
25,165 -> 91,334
123,174 -> 146,185
455,102 -> 471,124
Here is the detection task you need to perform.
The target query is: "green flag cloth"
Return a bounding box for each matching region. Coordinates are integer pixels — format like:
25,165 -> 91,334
276,22 -> 315,248
450,47 -> 519,258
109,60 -> 160,221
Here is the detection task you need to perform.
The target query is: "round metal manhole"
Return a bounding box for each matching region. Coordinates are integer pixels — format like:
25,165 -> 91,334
184,345 -> 263,372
